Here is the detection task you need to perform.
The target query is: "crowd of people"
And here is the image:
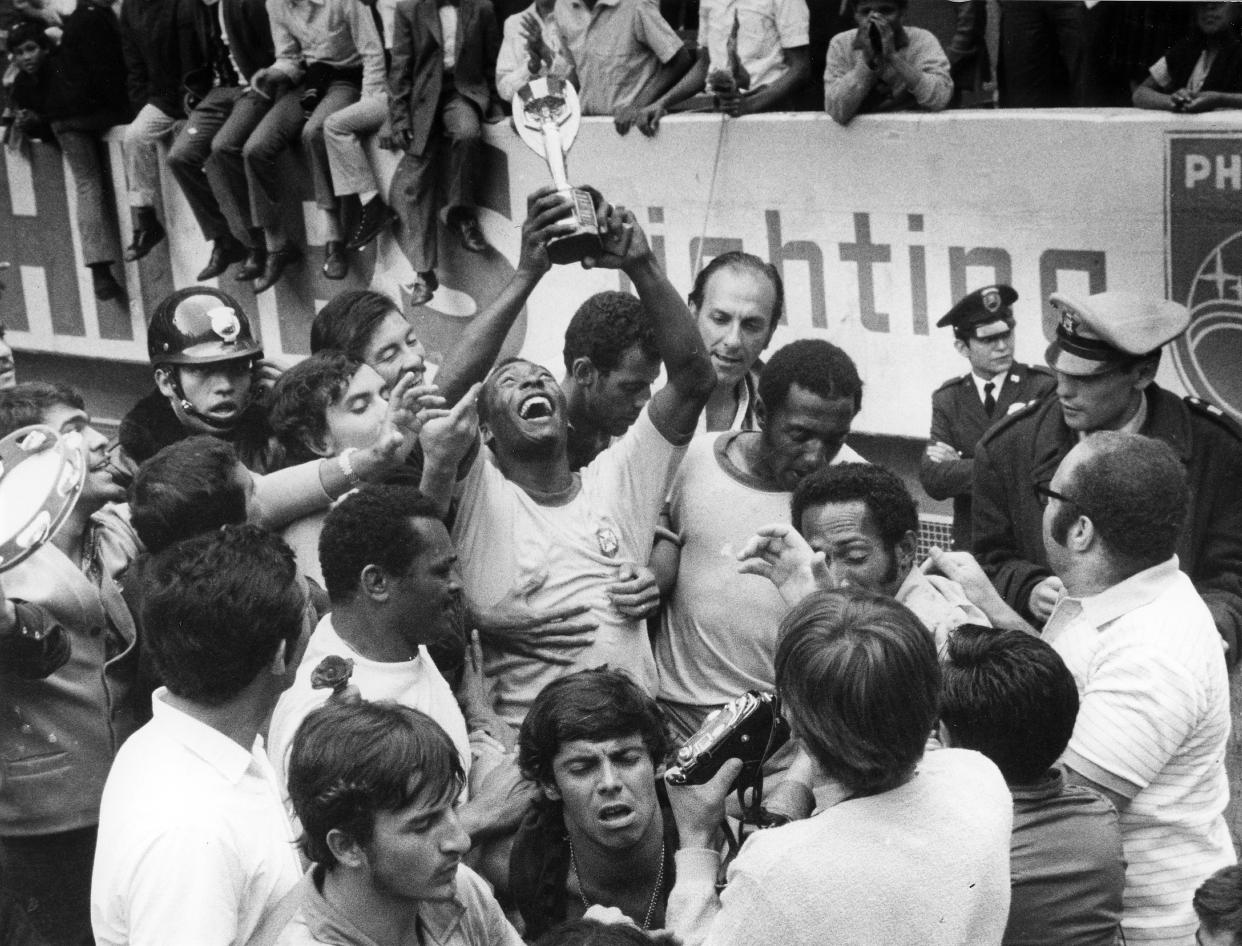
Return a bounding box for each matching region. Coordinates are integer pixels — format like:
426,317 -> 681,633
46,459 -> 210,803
2,1 -> 1242,946
3,0 -> 1242,300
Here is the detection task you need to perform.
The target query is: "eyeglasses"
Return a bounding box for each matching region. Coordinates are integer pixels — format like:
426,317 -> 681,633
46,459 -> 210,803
1033,482 -> 1078,509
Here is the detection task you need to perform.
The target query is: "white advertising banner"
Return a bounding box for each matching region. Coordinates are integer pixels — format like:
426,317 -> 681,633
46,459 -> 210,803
2,109 -> 1240,438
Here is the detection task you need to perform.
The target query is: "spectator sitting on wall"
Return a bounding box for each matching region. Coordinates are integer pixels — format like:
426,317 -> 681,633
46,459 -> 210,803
386,0 -> 502,305
553,0 -> 692,131
6,16 -> 128,301
1133,2 -> 1242,113
822,0 -> 952,126
625,0 -> 812,136
119,0 -> 209,264
495,0 -> 573,106
940,624 -> 1125,946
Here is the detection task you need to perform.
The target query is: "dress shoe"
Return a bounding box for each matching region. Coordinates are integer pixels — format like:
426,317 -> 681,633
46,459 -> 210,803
253,244 -> 303,293
346,197 -> 397,250
322,240 -> 348,280
235,246 -> 267,281
92,267 -> 126,302
123,217 -> 167,263
406,270 -> 438,310
454,214 -> 487,253
196,239 -> 248,281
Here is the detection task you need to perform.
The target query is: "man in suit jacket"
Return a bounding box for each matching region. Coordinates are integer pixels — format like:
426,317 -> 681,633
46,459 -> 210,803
918,284 -> 1053,551
388,0 -> 501,305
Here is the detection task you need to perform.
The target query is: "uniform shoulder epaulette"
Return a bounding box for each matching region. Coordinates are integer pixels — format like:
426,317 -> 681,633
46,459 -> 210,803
933,374 -> 966,394
978,397 -> 1043,445
1185,396 -> 1242,441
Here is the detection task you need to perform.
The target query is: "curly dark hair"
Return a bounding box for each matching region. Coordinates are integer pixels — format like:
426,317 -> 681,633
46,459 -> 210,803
758,339 -> 863,416
518,668 -> 670,788
940,625 -> 1079,785
562,292 -> 658,374
130,437 -> 247,552
267,350 -> 363,465
791,463 -> 916,550
1195,866 -> 1242,937
317,485 -> 443,604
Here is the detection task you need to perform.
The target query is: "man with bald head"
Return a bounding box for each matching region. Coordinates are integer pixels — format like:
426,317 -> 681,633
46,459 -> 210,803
971,291 -> 1242,660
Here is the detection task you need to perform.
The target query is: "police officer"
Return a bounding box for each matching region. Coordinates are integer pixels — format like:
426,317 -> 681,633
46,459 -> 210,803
972,290 -> 1242,662
919,285 -> 1054,550
118,287 -> 283,472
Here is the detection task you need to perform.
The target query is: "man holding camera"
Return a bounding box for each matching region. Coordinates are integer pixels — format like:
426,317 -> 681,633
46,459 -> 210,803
664,590 -> 1012,945
822,0 -> 952,125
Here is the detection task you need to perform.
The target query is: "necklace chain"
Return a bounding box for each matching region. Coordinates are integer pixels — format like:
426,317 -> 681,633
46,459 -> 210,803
568,835 -> 666,931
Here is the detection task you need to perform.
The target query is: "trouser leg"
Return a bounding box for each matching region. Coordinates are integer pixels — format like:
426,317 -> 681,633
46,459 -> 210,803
168,87 -> 243,242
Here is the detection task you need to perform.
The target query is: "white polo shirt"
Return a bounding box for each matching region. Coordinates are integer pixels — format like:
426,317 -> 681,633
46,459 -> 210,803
92,690 -> 302,946
1044,557 -> 1235,946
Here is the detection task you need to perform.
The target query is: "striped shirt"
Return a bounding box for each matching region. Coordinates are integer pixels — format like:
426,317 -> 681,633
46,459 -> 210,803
1044,557 -> 1235,946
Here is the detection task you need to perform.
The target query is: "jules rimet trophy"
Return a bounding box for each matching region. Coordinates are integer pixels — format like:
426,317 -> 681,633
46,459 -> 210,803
513,76 -> 603,264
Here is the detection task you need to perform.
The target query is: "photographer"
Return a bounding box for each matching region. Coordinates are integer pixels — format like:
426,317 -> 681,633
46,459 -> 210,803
664,590 -> 1012,946
822,0 -> 951,125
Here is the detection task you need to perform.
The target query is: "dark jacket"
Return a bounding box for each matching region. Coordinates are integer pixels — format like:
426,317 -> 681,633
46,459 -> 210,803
60,0 -> 130,119
918,363 -> 1054,550
119,0 -> 211,116
1163,30 -> 1242,92
388,0 -> 499,156
972,384 -> 1242,656
118,389 -> 279,474
221,0 -> 276,83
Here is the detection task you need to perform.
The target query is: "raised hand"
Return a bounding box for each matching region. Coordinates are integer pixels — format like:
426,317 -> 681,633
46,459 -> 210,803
420,381 -> 482,469
518,186 -> 577,276
736,523 -> 828,605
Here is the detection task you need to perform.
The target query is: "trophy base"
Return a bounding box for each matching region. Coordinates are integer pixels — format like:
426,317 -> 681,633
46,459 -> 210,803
547,187 -> 603,265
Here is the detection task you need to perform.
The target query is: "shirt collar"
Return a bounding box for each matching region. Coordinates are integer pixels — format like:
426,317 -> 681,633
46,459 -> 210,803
150,688 -> 263,786
1061,556 -> 1183,631
301,866 -> 469,945
970,371 -> 1005,405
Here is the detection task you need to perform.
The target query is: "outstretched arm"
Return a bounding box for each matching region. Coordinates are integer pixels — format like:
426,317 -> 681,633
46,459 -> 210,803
582,195 -> 715,440
431,188 -> 575,405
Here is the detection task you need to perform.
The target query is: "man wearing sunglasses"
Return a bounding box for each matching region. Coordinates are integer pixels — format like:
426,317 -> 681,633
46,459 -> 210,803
970,291 -> 1242,664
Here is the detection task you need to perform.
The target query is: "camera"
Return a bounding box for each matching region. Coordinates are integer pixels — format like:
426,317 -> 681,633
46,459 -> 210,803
666,691 -> 789,787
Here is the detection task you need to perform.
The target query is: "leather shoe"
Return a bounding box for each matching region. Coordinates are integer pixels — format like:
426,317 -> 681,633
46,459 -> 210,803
123,219 -> 167,262
92,268 -> 126,302
347,197 -> 397,250
235,246 -> 267,281
454,214 -> 487,253
253,244 -> 303,293
406,270 -> 438,310
196,239 -> 248,281
322,240 -> 348,280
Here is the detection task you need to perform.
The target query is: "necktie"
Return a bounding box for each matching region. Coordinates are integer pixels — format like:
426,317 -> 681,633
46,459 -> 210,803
983,381 -> 996,417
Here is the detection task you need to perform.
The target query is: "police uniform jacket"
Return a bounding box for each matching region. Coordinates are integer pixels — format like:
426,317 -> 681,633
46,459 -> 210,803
972,383 -> 1242,655
918,362 -> 1053,550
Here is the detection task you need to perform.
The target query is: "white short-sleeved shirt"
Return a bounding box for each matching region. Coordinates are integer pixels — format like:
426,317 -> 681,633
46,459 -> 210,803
92,691 -> 302,946
697,0 -> 808,93
1044,557 -> 1235,946
453,406 -> 686,723
267,614 -> 471,798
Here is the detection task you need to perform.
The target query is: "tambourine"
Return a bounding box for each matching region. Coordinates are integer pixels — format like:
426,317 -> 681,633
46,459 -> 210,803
0,425 -> 87,573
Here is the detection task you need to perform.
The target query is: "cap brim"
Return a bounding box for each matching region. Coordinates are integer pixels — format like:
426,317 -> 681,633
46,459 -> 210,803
1044,340 -> 1115,377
